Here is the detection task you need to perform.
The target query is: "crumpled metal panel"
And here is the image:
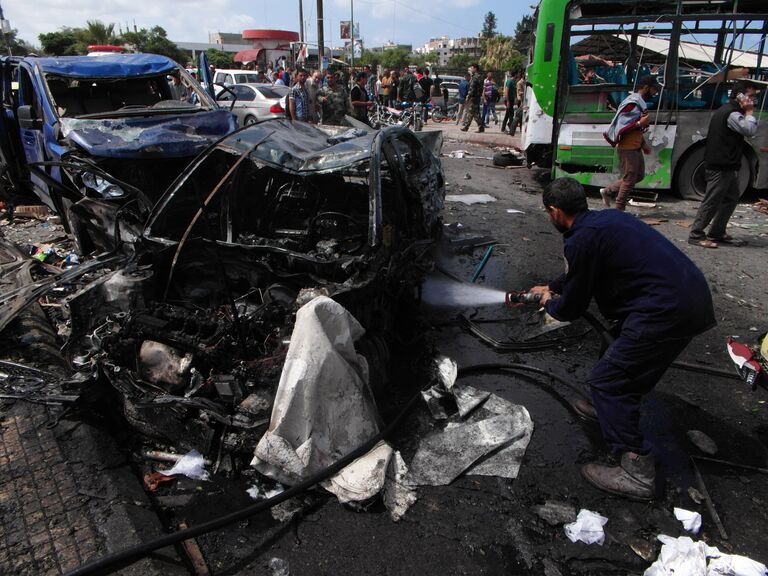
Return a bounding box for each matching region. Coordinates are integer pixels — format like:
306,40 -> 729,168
217,119 -> 377,174
60,110 -> 238,159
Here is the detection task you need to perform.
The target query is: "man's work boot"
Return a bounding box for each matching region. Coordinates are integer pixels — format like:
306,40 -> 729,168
477,125 -> 485,133
573,398 -> 598,422
581,452 -> 655,501
460,126 -> 469,132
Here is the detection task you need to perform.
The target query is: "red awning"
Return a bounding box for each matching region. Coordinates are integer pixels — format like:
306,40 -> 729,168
234,49 -> 263,63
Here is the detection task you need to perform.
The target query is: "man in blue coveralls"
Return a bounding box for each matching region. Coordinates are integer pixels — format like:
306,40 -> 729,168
529,178 -> 715,500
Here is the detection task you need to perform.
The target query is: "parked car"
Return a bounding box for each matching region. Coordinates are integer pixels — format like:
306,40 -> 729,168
216,83 -> 289,125
0,53 -> 238,254
213,69 -> 263,85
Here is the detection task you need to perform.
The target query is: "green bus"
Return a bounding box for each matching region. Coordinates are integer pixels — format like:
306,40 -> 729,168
521,0 -> 768,200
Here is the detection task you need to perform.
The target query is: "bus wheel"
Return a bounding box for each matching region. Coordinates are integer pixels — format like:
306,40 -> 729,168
675,145 -> 752,200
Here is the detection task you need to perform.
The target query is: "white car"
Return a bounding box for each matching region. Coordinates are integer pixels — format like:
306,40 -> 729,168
213,69 -> 263,85
216,83 -> 289,125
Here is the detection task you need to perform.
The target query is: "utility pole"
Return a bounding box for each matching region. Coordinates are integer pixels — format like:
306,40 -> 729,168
298,0 -> 304,43
317,0 -> 324,63
350,0 -> 354,69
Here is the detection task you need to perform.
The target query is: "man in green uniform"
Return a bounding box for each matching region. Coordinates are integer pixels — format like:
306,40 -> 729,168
319,70 -> 350,125
461,63 -> 484,133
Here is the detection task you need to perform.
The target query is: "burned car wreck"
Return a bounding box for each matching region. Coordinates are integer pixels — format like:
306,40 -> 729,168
2,119 -> 445,476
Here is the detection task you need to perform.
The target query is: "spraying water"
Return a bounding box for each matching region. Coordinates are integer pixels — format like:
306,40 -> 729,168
421,275 -> 507,308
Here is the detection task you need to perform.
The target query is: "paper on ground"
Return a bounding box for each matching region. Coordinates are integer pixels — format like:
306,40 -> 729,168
251,296 -> 385,503
506,209 -> 525,214
674,507 -> 702,534
643,534 -> 767,576
383,451 -> 417,521
564,509 -> 609,545
445,194 -> 497,205
162,449 -> 210,481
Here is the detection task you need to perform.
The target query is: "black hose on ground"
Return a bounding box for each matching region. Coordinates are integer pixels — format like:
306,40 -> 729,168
66,389 -> 424,576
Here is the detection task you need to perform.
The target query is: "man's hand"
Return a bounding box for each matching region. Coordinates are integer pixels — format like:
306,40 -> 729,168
529,285 -> 554,306
637,113 -> 650,128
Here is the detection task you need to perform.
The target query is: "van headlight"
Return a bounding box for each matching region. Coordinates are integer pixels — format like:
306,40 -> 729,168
82,172 -> 125,198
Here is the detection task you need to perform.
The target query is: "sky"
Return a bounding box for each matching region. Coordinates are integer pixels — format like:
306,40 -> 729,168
4,0 -> 534,52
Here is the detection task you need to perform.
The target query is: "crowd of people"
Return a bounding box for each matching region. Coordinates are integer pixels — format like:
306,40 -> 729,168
212,60 -> 525,131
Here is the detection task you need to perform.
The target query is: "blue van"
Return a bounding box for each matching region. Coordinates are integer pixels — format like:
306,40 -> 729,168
0,53 -> 236,253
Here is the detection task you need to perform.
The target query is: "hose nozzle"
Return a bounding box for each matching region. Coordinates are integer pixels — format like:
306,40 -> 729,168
505,291 -> 543,309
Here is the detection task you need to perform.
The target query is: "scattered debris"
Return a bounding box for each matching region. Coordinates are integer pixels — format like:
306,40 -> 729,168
532,500 -> 577,525
492,151 -> 524,167
269,557 -> 291,576
143,471 -> 178,492
464,172 -> 472,180
674,507 -> 702,534
627,536 -> 657,562
688,486 -> 705,504
447,149 -> 471,158
673,219 -> 693,229
161,449 -> 210,481
691,457 -> 729,540
408,358 -> 533,485
506,209 -> 525,214
641,217 -> 669,226
687,430 -> 718,455
445,194 -> 497,205
692,455 -> 768,475
11,205 -> 52,220
251,297 -> 384,502
563,509 -> 608,545
645,535 -> 767,576
383,451 -> 418,521
247,481 -> 285,501
752,199 -> 768,216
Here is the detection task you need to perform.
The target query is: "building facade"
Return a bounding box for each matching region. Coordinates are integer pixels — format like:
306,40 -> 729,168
414,36 -> 483,66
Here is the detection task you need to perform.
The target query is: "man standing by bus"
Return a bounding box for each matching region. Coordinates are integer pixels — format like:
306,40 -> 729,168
688,81 -> 759,248
530,177 -> 714,501
461,63 -> 485,133
601,76 -> 660,210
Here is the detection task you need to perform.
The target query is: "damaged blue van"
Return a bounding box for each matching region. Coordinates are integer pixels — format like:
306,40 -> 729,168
0,53 -> 237,253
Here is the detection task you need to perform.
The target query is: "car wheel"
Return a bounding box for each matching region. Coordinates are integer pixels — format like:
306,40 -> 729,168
675,145 -> 752,200
244,115 -> 257,126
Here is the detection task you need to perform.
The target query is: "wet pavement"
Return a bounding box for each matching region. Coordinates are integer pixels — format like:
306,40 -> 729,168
1,135 -> 768,575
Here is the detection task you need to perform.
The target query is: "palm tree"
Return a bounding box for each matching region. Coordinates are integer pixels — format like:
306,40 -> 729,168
76,20 -> 117,46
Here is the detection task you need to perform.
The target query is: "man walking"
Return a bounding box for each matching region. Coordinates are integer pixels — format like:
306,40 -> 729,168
461,63 -> 484,133
688,81 -> 759,248
530,178 -> 714,500
456,72 -> 470,125
600,76 -> 659,210
501,71 -> 515,133
351,71 -> 374,125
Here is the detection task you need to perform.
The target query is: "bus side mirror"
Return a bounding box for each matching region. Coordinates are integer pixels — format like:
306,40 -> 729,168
18,105 -> 42,130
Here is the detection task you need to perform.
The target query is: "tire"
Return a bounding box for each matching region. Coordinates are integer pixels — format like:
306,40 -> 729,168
243,115 -> 257,126
431,109 -> 446,123
675,145 -> 752,200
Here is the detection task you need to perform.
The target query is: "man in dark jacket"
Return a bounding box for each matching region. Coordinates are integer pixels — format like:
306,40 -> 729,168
689,81 -> 759,248
530,178 -> 715,500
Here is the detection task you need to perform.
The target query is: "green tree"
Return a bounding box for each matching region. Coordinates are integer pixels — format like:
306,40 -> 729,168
121,26 -> 186,63
39,28 -> 83,55
76,20 -> 117,45
379,47 -> 409,70
2,28 -> 36,56
447,53 -> 474,70
512,14 -> 535,53
480,35 -> 524,73
481,11 -> 498,40
357,49 -> 381,68
205,48 -> 233,69
410,51 -> 437,68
